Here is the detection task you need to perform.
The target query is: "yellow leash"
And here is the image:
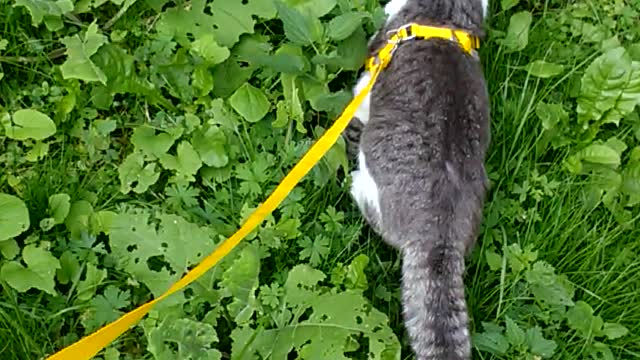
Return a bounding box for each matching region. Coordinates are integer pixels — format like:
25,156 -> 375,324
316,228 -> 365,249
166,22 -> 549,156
46,24 -> 478,360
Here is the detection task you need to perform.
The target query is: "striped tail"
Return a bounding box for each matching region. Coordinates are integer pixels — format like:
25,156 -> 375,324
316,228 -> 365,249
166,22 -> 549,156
401,235 -> 471,360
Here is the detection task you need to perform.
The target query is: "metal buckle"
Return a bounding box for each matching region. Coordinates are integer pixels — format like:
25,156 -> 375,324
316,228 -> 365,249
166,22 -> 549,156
385,23 -> 416,44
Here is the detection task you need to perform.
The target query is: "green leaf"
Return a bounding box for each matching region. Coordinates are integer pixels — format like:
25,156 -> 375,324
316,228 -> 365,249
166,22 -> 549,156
131,126 -> 179,160
237,289 -> 400,359
64,200 -> 94,239
275,1 -> 323,45
13,0 -> 73,26
91,44 -> 173,110
472,328 -> 509,355
524,261 -> 575,307
25,141 -> 50,162
0,194 -> 30,242
48,193 -> 71,225
601,322 -> 628,340
0,244 -> 61,295
158,141 -> 203,181
485,250 -> 503,271
109,211 -> 214,297
501,0 -> 520,11
221,245 -> 260,325
525,326 -> 557,358
4,109 -> 57,141
525,60 -> 565,78
191,34 -> 230,64
56,250 -> 81,285
60,22 -> 108,84
157,0 -> 275,48
229,83 -> 270,123
282,0 -> 336,17
327,12 -> 365,41
536,102 -> 568,130
345,254 -> 369,290
500,11 -> 532,52
577,144 -> 621,166
0,239 -> 20,259
76,264 -> 107,301
577,47 -> 640,125
118,152 -> 161,194
146,317 -> 222,360
505,316 -> 525,347
191,126 -> 229,168
566,301 -> 604,338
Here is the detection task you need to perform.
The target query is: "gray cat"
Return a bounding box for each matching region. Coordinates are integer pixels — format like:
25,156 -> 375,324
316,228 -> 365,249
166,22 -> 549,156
346,0 -> 490,359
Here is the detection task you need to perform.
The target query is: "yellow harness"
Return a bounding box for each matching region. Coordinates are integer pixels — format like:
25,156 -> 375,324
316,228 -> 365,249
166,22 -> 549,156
367,23 -> 480,72
46,24 -> 480,360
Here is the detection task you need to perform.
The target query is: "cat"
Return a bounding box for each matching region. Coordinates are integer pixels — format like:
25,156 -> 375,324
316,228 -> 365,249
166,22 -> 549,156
345,0 -> 490,359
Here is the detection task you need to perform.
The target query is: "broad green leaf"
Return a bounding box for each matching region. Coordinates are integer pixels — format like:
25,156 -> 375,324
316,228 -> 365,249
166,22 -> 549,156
118,152 -> 161,194
48,193 -> 71,225
0,239 -> 20,259
345,254 -> 368,290
485,250 -> 503,271
4,109 -> 56,141
0,244 -> 61,295
283,0 -> 336,17
275,1 -> 323,45
191,126 -> 229,168
221,245 -> 260,325
235,38 -> 306,74
60,22 -> 108,84
109,211 -> 213,297
500,11 -> 532,52
146,318 -> 222,360
472,329 -> 509,355
0,194 -> 30,242
566,301 -> 604,338
501,0 -> 519,11
191,34 -> 230,64
578,144 -> 621,167
525,261 -> 575,307
131,126 -> 179,160
525,60 -> 565,78
157,0 -> 275,48
285,264 -> 326,306
327,12 -> 365,41
229,83 -> 270,123
525,327 -> 557,358
64,200 -> 94,239
56,250 -> 81,285
24,141 -> 49,162
13,0 -> 73,26
505,316 -> 525,347
536,102 -> 568,130
76,263 -> 108,302
577,47 -> 640,125
158,141 -> 203,181
236,290 -> 400,359
601,322 -> 628,340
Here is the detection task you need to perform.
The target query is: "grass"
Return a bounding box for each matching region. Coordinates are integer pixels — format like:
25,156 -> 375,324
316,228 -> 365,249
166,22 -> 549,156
1,0 -> 639,359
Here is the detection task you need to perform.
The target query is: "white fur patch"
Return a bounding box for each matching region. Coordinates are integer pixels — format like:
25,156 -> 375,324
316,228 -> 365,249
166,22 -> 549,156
353,72 -> 372,124
384,0 -> 409,23
350,151 -> 381,217
482,0 -> 489,17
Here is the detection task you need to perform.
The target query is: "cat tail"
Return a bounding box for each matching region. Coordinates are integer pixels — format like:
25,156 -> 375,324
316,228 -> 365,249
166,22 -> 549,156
401,179 -> 481,360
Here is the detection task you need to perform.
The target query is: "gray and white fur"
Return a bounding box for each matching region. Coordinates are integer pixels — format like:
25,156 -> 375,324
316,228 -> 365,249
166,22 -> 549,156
346,0 -> 490,359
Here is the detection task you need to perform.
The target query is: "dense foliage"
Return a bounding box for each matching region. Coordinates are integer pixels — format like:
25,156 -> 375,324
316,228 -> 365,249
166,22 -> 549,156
1,0 -> 639,359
